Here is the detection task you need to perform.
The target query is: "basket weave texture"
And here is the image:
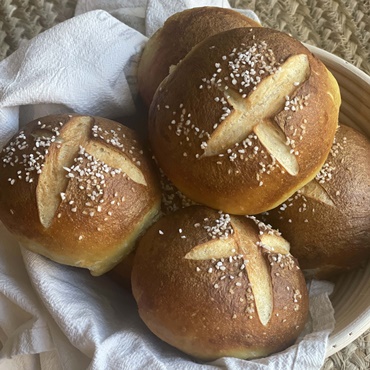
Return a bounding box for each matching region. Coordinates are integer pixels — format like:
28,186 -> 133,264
0,0 -> 75,60
234,0 -> 370,75
0,1 -> 369,369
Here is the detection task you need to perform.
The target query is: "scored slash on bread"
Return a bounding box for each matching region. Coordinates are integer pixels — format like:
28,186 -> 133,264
261,124 -> 370,279
132,206 -> 308,361
36,116 -> 147,229
299,180 -> 335,207
184,216 -> 290,326
149,27 -> 341,215
203,54 -> 310,178
0,114 -> 161,275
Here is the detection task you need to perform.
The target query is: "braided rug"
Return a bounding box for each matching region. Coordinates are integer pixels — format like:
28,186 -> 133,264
0,1 -> 369,369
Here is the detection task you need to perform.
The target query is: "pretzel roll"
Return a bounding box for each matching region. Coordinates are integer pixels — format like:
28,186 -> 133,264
138,7 -> 261,107
149,27 -> 341,215
132,206 -> 308,361
261,124 -> 370,279
0,114 -> 161,276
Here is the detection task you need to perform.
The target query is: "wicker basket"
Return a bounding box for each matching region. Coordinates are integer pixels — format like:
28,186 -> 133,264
307,45 -> 370,361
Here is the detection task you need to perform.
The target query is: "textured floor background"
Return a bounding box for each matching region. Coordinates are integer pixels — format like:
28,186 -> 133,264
0,0 -> 368,75
0,0 -> 369,369
234,0 -> 370,75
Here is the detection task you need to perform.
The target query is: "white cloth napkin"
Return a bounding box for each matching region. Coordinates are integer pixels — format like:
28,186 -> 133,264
0,1 -> 335,369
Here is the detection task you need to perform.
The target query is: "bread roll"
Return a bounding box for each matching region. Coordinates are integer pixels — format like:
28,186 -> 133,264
148,27 -> 341,215
132,205 -> 308,361
138,7 -> 261,107
0,114 -> 161,275
261,124 -> 370,279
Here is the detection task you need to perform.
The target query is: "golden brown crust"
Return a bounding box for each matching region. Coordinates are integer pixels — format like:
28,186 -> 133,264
138,7 -> 261,107
261,124 -> 370,279
148,27 -> 341,215
131,206 -> 308,361
0,114 -> 162,275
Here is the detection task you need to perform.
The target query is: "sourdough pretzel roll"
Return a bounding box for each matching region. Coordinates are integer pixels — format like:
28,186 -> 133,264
261,124 -> 370,279
149,27 -> 341,215
132,205 -> 308,361
137,6 -> 261,107
0,114 -> 161,276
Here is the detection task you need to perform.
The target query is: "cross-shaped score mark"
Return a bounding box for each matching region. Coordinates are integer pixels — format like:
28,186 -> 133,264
184,219 -> 290,326
300,180 -> 335,207
203,54 -> 310,177
36,117 -> 146,228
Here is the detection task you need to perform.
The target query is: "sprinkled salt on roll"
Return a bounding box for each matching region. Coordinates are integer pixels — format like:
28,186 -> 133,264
138,6 -> 261,107
0,114 -> 161,275
149,27 -> 341,215
261,124 -> 370,279
132,205 -> 308,361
